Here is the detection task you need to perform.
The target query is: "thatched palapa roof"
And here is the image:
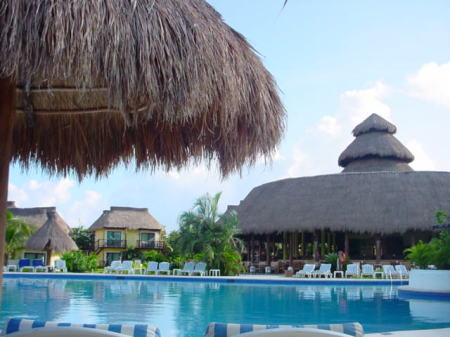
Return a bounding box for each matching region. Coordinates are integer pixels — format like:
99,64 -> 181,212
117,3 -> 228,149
89,207 -> 163,231
236,114 -> 450,235
1,0 -> 285,179
7,201 -> 71,234
339,114 -> 414,172
25,210 -> 78,252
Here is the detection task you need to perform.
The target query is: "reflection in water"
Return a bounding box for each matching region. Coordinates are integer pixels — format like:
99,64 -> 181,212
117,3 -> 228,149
2,278 -> 450,337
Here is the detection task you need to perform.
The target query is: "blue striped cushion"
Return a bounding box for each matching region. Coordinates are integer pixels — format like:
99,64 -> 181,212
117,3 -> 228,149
204,322 -> 364,337
2,318 -> 160,337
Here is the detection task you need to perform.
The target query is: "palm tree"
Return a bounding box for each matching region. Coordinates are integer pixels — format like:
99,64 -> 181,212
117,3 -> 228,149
5,211 -> 35,262
176,192 -> 243,275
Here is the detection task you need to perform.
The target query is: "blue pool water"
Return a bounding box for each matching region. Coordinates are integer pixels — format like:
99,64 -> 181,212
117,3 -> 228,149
2,277 -> 450,337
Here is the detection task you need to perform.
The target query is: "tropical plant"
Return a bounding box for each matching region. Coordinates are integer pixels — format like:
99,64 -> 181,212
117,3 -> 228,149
61,251 -> 99,272
142,250 -> 167,263
175,192 -> 244,275
405,240 -> 433,269
5,211 -> 35,261
123,247 -> 143,261
70,227 -> 94,251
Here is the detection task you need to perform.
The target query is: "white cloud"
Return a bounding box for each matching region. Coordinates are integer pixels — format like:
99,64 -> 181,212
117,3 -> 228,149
340,81 -> 392,125
286,145 -> 308,178
67,190 -> 104,228
407,61 -> 450,109
317,116 -> 342,137
406,139 -> 437,171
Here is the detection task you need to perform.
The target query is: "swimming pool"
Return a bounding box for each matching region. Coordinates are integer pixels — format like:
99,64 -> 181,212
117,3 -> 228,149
2,276 -> 450,337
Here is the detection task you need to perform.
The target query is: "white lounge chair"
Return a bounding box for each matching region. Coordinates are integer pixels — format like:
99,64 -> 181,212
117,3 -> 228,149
33,259 -> 49,272
133,260 -> 144,274
156,262 -> 171,275
382,265 -> 400,279
104,260 -> 122,274
54,259 -> 68,273
191,262 -> 207,276
294,264 -> 316,278
7,259 -> 19,272
345,263 -> 359,278
395,264 -> 409,279
360,264 -> 375,278
120,260 -> 134,274
313,264 -> 332,278
235,328 -> 355,337
145,261 -> 158,275
178,261 -> 195,276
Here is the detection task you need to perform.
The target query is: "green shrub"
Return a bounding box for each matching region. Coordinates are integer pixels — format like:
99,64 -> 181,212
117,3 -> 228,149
405,232 -> 450,270
142,250 -> 167,263
404,240 -> 431,269
61,251 -> 99,272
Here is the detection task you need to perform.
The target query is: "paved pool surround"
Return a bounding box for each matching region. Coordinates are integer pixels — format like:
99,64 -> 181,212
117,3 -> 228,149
3,272 -> 409,286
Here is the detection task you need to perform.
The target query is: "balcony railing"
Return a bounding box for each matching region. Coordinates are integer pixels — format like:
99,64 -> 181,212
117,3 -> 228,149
138,240 -> 164,250
95,239 -> 127,250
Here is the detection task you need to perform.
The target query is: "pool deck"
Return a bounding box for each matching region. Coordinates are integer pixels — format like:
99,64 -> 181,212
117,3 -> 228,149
4,271 -> 409,285
367,328 -> 450,336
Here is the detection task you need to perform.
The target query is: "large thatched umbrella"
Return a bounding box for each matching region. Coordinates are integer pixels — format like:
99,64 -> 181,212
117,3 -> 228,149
0,0 -> 285,292
24,210 -> 78,265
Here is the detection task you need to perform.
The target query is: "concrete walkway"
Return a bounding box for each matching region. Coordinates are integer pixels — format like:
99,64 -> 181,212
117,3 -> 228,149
367,328 -> 450,336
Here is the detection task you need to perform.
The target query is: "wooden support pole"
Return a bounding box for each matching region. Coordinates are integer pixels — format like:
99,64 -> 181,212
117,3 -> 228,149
283,232 -> 288,260
313,230 -> 319,262
288,232 -> 293,265
301,232 -> 305,257
0,77 -> 16,302
375,235 -> 382,263
266,234 -> 271,265
344,232 -> 349,257
250,235 -> 254,264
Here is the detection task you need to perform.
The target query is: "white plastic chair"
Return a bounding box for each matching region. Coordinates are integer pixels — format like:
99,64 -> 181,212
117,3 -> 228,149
7,259 -> 19,272
382,265 -> 400,279
156,262 -> 171,275
191,262 -> 207,276
313,264 -> 332,278
104,260 -> 122,274
395,264 -> 409,279
345,263 -> 359,278
179,261 -> 195,276
235,328 -> 354,337
133,260 -> 143,274
145,261 -> 158,275
120,260 -> 134,274
54,259 -> 68,273
294,264 -> 316,278
361,264 -> 375,278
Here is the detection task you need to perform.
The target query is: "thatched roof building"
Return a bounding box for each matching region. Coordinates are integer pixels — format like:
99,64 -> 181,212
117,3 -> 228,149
7,201 -> 71,234
25,210 -> 78,252
89,207 -> 163,231
237,114 -> 450,235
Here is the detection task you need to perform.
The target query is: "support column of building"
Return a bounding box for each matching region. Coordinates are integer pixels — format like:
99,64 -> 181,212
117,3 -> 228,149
344,232 -> 349,257
289,232 -> 293,265
375,234 -> 382,263
313,230 -> 319,262
266,233 -> 271,265
283,232 -> 288,260
301,232 -> 305,257
250,235 -> 254,264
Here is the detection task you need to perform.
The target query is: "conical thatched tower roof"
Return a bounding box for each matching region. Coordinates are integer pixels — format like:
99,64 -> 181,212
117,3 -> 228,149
25,210 -> 78,252
338,114 -> 414,173
236,114 -> 450,235
7,202 -> 71,234
89,207 -> 163,231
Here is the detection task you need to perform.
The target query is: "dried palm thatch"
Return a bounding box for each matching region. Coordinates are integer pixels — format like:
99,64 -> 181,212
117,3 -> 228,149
339,114 -> 414,172
25,210 -> 78,252
0,0 -> 285,178
7,202 -> 71,234
89,206 -> 163,231
237,171 -> 450,235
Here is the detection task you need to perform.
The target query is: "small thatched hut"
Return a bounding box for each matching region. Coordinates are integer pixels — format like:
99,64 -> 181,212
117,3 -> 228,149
89,207 -> 164,266
7,201 -> 71,234
24,209 -> 78,265
235,114 -> 450,267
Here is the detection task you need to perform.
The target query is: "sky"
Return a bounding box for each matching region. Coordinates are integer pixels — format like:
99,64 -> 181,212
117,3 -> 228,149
8,0 -> 450,233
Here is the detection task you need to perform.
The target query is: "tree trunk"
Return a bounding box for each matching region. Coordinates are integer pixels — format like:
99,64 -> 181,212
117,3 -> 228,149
0,77 -> 16,302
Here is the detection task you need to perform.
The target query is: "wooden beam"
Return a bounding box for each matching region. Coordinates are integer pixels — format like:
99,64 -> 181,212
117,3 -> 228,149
375,235 -> 382,263
0,77 -> 16,301
266,234 -> 271,265
344,232 -> 349,257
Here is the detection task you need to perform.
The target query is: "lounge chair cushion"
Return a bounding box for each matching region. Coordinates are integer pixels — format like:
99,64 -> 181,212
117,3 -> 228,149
2,318 -> 160,337
205,322 -> 363,337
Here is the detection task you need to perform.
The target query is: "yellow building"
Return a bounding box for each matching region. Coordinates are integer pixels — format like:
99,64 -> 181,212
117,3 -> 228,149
89,207 -> 164,266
